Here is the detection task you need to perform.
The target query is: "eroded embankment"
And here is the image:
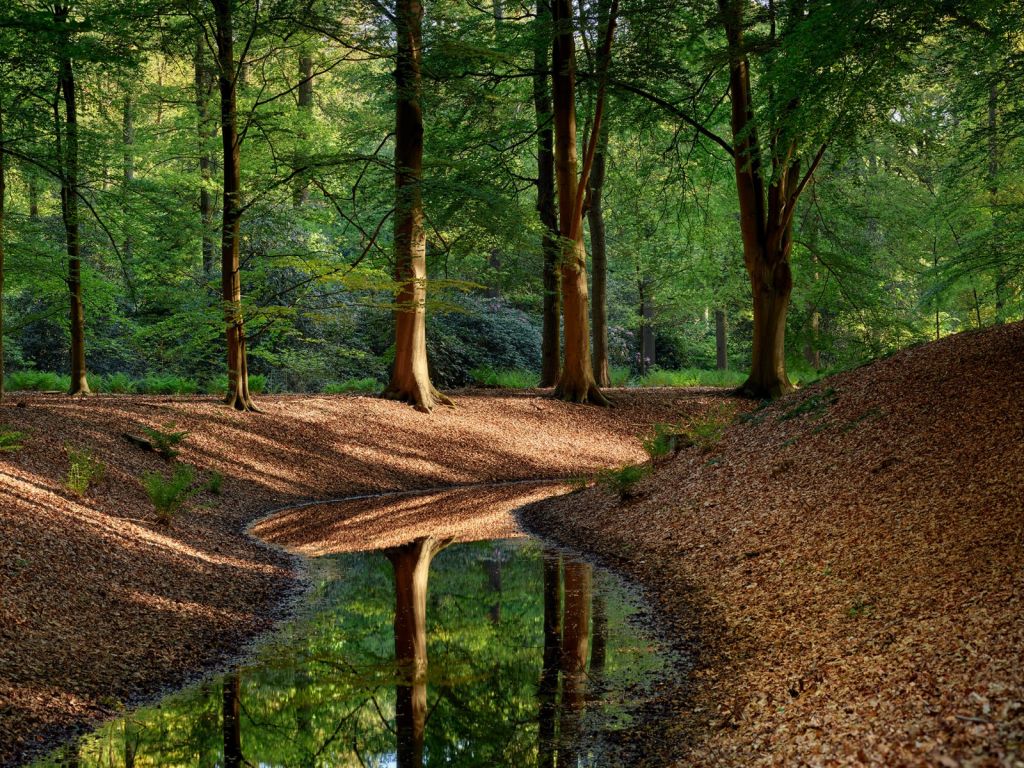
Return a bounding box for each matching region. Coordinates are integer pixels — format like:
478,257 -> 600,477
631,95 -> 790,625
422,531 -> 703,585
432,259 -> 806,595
0,388 -> 706,766
520,322 -> 1024,767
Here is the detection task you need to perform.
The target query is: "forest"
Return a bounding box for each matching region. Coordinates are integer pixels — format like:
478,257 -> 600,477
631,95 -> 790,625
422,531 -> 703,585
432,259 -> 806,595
1,0 -> 1023,766
0,0 -> 1018,409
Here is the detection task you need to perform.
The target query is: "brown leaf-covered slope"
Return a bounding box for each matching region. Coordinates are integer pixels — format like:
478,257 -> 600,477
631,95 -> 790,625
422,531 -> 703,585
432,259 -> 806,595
0,389 -> 692,766
522,322 -> 1024,766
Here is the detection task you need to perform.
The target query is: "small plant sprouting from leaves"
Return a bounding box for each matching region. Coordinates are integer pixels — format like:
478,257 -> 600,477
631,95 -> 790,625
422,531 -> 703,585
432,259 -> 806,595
0,427 -> 26,453
595,463 -> 651,501
566,475 -> 590,493
847,599 -> 874,619
144,464 -> 197,525
206,471 -> 224,495
675,404 -> 738,453
66,446 -> 105,496
142,423 -> 189,460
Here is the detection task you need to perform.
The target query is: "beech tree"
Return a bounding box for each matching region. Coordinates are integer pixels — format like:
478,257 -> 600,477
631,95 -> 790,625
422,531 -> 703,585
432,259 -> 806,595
382,0 -> 452,412
211,0 -> 256,410
550,0 -> 617,404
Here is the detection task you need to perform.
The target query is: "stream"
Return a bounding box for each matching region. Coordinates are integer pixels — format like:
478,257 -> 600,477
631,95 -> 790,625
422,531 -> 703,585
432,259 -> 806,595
32,537 -> 680,767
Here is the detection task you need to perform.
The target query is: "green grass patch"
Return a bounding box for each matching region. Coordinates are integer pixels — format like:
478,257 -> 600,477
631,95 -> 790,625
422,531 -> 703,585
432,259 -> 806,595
594,462 -> 651,500
136,375 -> 200,395
608,366 -> 632,386
469,366 -> 537,389
635,367 -> 746,389
0,427 -> 27,453
203,373 -> 267,396
324,377 -> 381,394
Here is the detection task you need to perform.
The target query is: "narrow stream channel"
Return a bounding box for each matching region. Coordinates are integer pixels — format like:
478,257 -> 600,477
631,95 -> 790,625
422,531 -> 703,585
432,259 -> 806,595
32,538 -> 679,767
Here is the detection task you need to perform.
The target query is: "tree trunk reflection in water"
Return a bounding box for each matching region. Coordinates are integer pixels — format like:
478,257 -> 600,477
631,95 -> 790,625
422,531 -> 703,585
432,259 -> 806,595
222,672 -> 242,768
387,537 -> 450,767
558,561 -> 592,766
538,550 -> 562,768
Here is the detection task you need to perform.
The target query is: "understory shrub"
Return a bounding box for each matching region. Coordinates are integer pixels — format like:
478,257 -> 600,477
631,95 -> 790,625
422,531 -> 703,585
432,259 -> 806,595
205,471 -> 224,495
6,370 -> 71,392
94,372 -> 136,393
136,374 -> 200,395
142,423 -> 189,460
204,373 -> 268,396
144,464 -> 196,525
66,446 -> 105,495
595,463 -> 651,501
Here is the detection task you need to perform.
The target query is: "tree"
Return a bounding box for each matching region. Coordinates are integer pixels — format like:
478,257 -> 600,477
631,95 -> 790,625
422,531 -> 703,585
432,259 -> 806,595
211,0 -> 256,410
382,0 -> 452,412
533,0 -> 560,387
550,0 -> 617,404
55,2 -> 90,395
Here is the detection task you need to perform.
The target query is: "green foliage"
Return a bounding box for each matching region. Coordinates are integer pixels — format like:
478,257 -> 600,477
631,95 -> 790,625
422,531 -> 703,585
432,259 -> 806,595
635,368 -> 747,389
777,388 -> 839,422
642,423 -> 679,461
136,375 -> 200,395
323,378 -> 380,394
469,366 -> 537,389
608,367 -> 632,386
0,428 -> 27,453
676,405 -> 738,453
141,423 -> 189,460
66,447 -> 105,496
143,465 -> 196,525
204,374 -> 268,396
595,463 -> 652,501
94,372 -> 136,393
5,371 -> 71,392
205,471 -> 224,495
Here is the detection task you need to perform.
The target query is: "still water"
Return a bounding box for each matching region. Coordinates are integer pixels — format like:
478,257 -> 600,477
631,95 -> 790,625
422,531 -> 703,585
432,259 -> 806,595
34,538 -> 676,767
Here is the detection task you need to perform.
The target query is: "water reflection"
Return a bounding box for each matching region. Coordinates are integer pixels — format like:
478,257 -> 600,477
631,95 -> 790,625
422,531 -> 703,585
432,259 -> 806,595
34,539 -> 670,768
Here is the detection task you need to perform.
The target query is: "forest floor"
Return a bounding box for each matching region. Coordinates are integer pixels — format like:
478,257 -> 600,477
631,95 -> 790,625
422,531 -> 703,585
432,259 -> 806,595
523,321 -> 1024,767
0,387 -> 697,766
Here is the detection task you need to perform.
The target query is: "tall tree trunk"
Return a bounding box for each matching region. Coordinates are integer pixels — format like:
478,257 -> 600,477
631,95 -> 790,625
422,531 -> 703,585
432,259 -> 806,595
196,34 -> 216,275
213,0 -> 256,411
387,538 -> 448,767
383,0 -> 451,412
550,0 -> 614,405
720,0 -> 799,399
534,0 -> 560,387
589,124 -> 610,387
715,309 -> 728,370
0,106 -> 5,403
222,672 -> 242,768
56,5 -> 89,396
293,51 -> 313,207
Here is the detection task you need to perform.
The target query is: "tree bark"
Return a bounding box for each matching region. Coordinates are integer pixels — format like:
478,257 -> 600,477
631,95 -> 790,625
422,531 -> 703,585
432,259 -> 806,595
589,125 -> 610,387
213,0 -> 256,411
720,0 -> 797,399
715,309 -> 728,370
534,0 -> 560,387
56,4 -> 90,396
293,51 -> 313,207
196,33 -> 216,276
387,537 -> 449,768
383,0 -> 452,412
551,0 -> 614,405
